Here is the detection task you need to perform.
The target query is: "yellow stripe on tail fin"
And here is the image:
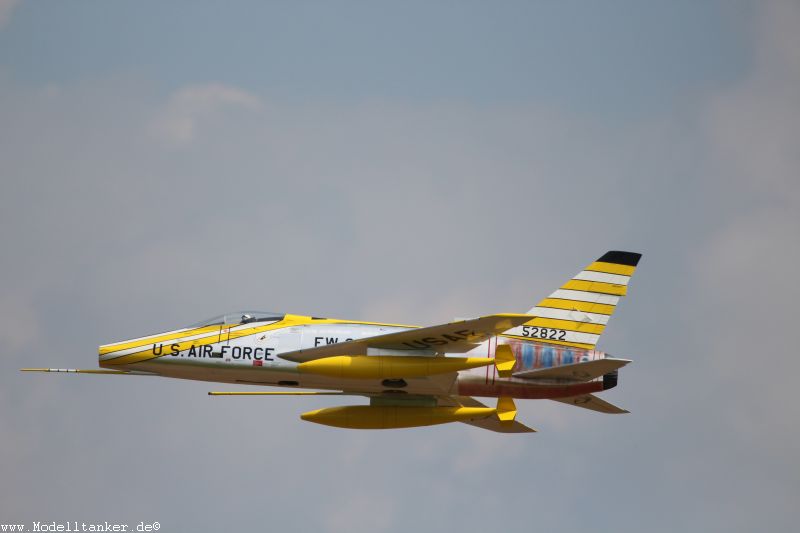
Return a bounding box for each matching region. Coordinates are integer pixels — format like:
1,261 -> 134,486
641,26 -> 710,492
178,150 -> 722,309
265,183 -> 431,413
507,251 -> 641,350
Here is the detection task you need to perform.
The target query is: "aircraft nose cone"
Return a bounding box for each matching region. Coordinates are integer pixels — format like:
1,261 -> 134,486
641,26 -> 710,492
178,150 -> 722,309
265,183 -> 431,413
98,339 -> 128,367
98,342 -> 112,367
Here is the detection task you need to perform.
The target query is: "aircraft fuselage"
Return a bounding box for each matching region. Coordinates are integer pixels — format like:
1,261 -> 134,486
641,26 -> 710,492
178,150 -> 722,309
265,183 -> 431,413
99,314 -> 612,399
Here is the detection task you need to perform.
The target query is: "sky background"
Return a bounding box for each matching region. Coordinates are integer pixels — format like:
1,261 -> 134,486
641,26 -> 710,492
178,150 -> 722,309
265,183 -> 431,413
1,1 -> 798,531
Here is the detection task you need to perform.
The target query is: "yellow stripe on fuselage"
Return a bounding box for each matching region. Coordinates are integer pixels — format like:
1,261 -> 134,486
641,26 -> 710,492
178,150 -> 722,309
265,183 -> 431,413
101,314 -> 420,366
562,279 -> 628,296
522,317 -> 606,335
323,318 -> 418,329
103,333 -> 224,365
585,261 -> 636,276
535,298 -> 616,315
99,326 -> 221,356
103,322 -> 289,366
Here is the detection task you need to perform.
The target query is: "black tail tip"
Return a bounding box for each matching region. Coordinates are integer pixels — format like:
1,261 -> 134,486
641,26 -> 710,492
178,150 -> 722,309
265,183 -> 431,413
598,251 -> 642,267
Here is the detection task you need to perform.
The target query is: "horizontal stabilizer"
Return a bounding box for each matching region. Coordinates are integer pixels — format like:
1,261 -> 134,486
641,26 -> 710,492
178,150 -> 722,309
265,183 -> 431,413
280,313 -> 533,362
551,393 -> 629,414
513,358 -> 630,382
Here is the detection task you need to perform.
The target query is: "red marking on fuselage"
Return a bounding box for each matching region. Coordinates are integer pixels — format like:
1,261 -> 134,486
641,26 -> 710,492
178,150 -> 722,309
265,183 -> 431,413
457,380 -> 602,400
485,336 -> 491,384
491,336 -> 497,384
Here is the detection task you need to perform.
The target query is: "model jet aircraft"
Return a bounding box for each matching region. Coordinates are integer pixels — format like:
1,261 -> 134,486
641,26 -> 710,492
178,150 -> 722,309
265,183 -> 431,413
23,251 -> 640,433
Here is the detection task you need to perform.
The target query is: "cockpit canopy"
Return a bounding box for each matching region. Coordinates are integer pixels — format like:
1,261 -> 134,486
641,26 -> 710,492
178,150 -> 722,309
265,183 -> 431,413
187,310 -> 285,328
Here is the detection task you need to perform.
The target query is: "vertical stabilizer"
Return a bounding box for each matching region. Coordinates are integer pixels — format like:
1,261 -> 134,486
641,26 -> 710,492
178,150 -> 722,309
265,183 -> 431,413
507,251 -> 641,350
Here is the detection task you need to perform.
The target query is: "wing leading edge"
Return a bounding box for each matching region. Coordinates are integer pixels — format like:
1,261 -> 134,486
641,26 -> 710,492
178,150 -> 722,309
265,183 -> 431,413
279,313 -> 533,362
551,393 -> 629,414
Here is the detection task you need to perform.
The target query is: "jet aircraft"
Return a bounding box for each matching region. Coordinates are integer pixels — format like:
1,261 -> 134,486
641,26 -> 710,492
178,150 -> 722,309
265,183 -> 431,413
23,251 -> 641,433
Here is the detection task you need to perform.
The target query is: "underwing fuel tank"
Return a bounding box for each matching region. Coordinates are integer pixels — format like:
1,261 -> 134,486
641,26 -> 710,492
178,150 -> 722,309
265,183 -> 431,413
297,349 -> 515,380
300,397 -> 517,429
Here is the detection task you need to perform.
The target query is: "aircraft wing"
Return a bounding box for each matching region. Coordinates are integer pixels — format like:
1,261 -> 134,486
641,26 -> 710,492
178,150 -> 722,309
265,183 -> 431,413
551,393 -> 629,414
513,358 -> 631,381
279,313 -> 532,362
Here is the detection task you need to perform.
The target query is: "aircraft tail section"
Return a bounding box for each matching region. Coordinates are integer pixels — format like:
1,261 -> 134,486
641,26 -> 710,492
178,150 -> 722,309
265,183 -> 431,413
507,251 -> 641,350
551,393 -> 629,414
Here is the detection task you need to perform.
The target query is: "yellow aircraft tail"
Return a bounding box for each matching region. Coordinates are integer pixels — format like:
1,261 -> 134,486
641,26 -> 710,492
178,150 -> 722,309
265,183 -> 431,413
519,251 -> 641,350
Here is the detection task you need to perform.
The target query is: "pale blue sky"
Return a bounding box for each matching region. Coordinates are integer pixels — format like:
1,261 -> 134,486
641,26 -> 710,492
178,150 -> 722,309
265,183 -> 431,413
2,1 -> 749,115
1,2 -> 798,532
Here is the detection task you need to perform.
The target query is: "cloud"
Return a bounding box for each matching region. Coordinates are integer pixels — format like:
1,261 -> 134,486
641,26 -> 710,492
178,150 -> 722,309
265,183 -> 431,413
702,0 -> 800,378
0,74 -> 669,531
707,3 -> 800,195
450,428 -> 526,473
324,490 -> 396,533
692,0 -> 800,518
2,5 -> 800,530
149,83 -> 262,145
0,289 -> 40,351
0,0 -> 18,28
